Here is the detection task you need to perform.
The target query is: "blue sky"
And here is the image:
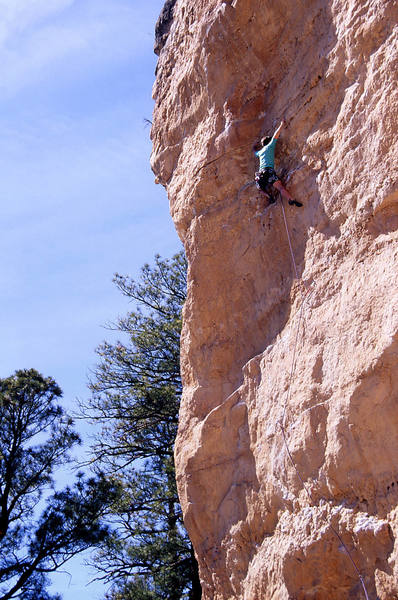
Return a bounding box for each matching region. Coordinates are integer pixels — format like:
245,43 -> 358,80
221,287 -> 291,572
0,0 -> 180,598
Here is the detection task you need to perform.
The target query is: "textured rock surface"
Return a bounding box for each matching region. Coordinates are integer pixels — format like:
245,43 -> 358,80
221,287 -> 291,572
154,0 -> 177,56
151,0 -> 398,598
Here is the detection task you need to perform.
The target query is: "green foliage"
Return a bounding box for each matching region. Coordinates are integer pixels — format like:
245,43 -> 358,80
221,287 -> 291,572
0,369 -> 118,600
84,252 -> 201,600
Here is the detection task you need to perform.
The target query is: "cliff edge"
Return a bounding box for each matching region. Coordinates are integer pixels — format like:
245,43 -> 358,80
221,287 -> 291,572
151,1 -> 398,598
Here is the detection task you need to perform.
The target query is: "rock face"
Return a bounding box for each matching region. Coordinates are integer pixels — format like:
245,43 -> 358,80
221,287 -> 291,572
154,0 -> 177,56
151,1 -> 398,598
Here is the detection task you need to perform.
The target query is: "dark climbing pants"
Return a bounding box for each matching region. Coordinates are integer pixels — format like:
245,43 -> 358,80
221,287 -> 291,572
255,167 -> 280,194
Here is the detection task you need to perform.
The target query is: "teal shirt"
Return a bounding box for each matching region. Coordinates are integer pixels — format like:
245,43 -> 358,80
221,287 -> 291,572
255,138 -> 277,170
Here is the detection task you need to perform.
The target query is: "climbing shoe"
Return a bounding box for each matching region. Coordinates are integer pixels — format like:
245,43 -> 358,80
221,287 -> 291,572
288,199 -> 303,207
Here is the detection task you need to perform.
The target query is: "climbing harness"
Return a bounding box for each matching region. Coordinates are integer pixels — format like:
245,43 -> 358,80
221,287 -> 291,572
277,198 -> 370,600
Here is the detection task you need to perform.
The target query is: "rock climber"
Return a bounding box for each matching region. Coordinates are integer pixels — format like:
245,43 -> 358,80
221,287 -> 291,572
254,121 -> 302,207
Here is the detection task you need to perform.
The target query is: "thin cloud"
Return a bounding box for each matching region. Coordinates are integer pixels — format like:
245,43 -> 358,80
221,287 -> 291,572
0,0 -> 152,100
0,0 -> 75,44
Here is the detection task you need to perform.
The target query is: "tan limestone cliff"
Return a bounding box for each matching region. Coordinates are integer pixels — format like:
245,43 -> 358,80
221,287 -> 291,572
151,0 -> 398,598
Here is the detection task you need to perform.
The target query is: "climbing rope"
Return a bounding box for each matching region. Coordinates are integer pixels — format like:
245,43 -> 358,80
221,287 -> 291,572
280,417 -> 370,600
280,418 -> 370,600
279,192 -> 300,280
277,198 -> 370,600
281,281 -> 313,429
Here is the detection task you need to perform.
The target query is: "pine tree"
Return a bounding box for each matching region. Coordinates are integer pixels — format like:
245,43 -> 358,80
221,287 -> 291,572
0,369 -> 117,600
83,252 -> 201,600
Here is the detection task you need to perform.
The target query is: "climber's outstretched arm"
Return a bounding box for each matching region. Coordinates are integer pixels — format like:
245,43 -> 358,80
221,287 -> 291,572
273,120 -> 284,140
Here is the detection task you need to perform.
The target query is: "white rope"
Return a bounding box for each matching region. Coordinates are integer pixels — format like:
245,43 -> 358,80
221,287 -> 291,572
274,205 -> 370,599
279,193 -> 299,280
